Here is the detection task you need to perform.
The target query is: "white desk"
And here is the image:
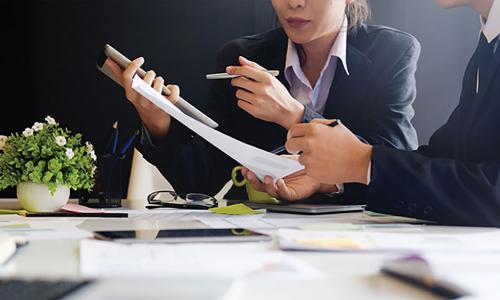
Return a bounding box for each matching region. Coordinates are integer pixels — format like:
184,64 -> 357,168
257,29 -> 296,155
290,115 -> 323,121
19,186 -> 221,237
0,198 -> 496,300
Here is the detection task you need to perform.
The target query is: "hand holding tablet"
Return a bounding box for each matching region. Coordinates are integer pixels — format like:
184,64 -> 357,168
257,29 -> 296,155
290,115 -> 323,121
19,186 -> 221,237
97,44 -> 219,129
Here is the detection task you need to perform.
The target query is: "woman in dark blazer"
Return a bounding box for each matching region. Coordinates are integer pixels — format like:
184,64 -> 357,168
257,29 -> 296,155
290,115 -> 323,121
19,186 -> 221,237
107,0 -> 420,201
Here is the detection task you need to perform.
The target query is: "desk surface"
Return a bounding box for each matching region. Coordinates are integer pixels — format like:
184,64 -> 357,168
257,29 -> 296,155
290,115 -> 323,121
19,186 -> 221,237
0,198 -> 497,300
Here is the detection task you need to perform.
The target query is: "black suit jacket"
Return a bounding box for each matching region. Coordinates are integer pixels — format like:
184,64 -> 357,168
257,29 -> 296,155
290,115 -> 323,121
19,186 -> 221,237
365,38 -> 500,227
140,25 -> 420,198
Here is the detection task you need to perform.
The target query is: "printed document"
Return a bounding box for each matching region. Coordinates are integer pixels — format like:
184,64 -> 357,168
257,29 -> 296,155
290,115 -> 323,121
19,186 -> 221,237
132,76 -> 304,181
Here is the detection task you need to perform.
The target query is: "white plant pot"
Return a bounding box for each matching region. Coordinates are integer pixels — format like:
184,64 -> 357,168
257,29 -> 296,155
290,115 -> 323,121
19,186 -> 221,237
17,182 -> 70,212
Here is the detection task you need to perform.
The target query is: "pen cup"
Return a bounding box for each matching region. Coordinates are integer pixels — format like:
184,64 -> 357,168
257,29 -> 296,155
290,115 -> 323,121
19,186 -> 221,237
231,166 -> 280,204
79,153 -> 124,208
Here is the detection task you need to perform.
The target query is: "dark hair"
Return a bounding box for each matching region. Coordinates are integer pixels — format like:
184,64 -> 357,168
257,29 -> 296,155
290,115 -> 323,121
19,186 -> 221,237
346,0 -> 371,32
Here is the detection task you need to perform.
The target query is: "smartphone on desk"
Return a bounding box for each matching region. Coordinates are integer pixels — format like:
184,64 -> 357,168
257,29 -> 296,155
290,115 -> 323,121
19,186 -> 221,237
97,44 -> 219,128
93,228 -> 271,244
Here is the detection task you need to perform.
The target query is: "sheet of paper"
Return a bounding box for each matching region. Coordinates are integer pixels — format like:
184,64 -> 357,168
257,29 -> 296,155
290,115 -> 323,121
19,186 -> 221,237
80,239 -> 321,279
132,76 -> 304,181
278,228 -> 500,252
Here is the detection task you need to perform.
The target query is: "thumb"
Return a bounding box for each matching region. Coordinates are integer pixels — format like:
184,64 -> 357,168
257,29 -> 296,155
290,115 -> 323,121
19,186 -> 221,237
239,56 -> 266,71
310,118 -> 337,125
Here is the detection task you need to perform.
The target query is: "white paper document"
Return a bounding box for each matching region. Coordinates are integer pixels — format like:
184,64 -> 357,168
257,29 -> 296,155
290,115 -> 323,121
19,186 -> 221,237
132,76 -> 304,181
80,239 -> 321,279
278,228 -> 500,252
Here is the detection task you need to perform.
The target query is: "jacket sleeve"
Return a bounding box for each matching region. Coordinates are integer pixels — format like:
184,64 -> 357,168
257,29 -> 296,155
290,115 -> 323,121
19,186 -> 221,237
365,145 -> 500,227
361,40 -> 420,150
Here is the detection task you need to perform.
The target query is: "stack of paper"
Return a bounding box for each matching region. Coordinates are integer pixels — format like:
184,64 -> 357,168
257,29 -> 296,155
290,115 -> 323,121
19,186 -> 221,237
0,232 -> 16,265
278,228 -> 500,252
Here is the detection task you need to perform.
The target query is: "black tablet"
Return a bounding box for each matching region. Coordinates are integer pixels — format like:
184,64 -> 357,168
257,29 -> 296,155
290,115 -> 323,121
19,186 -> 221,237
94,228 -> 271,244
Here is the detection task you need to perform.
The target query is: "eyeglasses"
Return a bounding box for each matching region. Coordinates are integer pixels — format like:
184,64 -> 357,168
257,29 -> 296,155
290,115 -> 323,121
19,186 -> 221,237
147,190 -> 218,209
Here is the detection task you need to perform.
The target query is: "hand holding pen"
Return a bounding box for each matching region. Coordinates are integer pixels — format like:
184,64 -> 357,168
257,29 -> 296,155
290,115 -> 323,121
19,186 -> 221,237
285,119 -> 373,185
219,56 -> 305,130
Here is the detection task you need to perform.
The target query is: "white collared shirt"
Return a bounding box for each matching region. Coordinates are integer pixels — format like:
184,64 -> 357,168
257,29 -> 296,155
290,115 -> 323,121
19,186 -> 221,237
482,0 -> 500,43
284,16 -> 349,115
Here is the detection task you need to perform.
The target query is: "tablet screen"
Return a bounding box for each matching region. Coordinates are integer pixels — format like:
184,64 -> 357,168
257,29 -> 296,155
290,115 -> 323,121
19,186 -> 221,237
94,228 -> 270,243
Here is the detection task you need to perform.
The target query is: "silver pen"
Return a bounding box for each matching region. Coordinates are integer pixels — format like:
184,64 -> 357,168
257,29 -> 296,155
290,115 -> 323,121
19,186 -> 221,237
206,70 -> 280,80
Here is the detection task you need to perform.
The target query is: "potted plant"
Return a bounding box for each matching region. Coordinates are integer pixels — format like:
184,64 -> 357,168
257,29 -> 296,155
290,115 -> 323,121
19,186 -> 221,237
0,116 -> 96,212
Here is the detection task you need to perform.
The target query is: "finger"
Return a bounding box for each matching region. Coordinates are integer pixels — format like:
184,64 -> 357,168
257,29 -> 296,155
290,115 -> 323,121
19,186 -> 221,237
122,57 -> 145,87
263,176 -> 279,198
287,123 -> 313,140
105,58 -> 125,84
235,89 -> 258,105
152,76 -> 164,93
226,65 -> 270,83
231,76 -> 259,93
237,100 -> 258,117
238,56 -> 267,71
143,70 -> 156,85
285,136 -> 310,155
165,84 -> 180,104
310,118 -> 336,125
241,167 -> 249,177
276,179 -> 294,201
246,171 -> 266,192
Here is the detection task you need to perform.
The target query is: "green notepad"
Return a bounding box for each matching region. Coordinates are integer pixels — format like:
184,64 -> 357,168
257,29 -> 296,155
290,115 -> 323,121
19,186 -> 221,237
209,204 -> 263,215
0,209 -> 27,215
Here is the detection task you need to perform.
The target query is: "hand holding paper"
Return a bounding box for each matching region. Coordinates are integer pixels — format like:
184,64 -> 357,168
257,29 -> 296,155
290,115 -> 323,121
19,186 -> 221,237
131,75 -> 304,181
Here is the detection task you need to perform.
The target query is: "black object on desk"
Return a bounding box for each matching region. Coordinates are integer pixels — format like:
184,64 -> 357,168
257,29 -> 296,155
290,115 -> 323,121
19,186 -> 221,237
79,122 -> 139,209
25,212 -> 128,218
0,279 -> 92,300
380,255 -> 470,299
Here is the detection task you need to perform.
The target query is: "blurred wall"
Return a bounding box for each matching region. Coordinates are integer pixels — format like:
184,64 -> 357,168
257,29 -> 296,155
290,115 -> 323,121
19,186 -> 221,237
0,0 -> 275,198
371,0 -> 480,143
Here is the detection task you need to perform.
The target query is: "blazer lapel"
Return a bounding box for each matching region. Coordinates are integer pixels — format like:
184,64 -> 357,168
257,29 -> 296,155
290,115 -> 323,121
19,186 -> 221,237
477,47 -> 500,100
322,44 -> 373,118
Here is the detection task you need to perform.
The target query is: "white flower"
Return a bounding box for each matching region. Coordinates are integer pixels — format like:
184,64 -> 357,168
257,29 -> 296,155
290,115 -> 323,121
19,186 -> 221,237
89,150 -> 97,161
32,122 -> 44,132
45,116 -> 56,125
0,135 -> 7,151
85,141 -> 94,153
65,148 -> 74,160
55,136 -> 67,146
22,128 -> 34,137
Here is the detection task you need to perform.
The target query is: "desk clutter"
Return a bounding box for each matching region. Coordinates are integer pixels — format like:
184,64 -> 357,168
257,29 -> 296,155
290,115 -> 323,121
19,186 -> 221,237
1,201 -> 500,299
79,121 -> 140,209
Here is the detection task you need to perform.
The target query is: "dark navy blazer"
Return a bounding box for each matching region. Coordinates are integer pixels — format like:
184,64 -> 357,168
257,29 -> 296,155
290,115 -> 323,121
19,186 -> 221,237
365,37 -> 500,227
140,25 -> 420,199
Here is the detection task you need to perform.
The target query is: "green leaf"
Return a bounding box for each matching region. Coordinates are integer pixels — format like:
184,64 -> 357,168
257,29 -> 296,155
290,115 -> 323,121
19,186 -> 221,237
42,171 -> 53,183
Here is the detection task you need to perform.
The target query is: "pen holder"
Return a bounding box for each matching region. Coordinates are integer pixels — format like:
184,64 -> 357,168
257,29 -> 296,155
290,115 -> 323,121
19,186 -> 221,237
79,153 -> 124,208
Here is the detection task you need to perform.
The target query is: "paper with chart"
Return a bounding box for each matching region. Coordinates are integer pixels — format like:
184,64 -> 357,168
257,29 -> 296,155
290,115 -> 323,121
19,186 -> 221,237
132,76 -> 304,181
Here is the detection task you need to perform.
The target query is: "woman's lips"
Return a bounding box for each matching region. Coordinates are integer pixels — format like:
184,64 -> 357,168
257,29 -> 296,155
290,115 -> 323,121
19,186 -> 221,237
286,17 -> 311,29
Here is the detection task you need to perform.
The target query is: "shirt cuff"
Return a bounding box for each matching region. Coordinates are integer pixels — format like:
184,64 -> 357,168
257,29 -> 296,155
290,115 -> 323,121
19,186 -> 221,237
366,161 -> 372,185
334,183 -> 345,194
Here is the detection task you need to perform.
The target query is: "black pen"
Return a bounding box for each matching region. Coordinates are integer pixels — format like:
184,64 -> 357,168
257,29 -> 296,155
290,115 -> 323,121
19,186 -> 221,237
271,119 -> 341,155
25,212 -> 128,218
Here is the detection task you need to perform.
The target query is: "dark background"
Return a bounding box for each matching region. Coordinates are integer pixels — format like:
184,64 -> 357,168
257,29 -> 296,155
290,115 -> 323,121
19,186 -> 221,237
0,0 -> 480,198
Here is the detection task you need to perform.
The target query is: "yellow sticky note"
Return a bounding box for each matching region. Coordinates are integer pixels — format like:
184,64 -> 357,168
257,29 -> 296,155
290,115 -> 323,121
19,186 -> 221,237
0,209 -> 27,215
209,204 -> 263,215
